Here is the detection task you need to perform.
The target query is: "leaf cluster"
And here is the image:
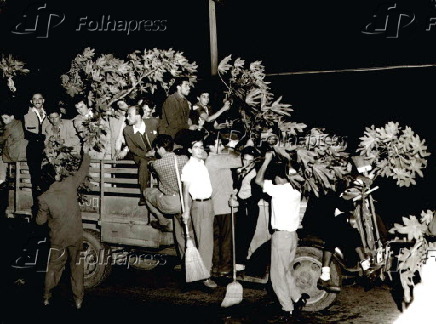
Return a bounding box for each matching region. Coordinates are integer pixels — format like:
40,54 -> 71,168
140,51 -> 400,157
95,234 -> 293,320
218,55 -> 298,132
0,54 -> 29,93
44,137 -> 90,202
357,122 -> 431,187
389,210 -> 435,303
61,47 -> 198,113
276,128 -> 350,197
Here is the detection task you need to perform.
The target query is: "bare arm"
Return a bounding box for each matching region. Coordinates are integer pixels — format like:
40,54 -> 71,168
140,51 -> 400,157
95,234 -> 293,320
181,182 -> 192,224
203,101 -> 230,123
255,151 -> 273,187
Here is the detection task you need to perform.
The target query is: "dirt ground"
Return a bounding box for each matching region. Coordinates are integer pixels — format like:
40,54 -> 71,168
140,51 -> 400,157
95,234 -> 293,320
1,217 -> 410,324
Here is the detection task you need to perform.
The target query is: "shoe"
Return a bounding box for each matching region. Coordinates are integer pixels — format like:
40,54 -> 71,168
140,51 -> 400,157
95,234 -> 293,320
203,278 -> 217,288
317,278 -> 341,293
43,298 -> 50,306
138,197 -> 147,206
293,293 -> 309,314
75,299 -> 82,310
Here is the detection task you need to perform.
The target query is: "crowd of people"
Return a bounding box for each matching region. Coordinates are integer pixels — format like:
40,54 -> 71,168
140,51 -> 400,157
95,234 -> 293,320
0,77 -> 377,321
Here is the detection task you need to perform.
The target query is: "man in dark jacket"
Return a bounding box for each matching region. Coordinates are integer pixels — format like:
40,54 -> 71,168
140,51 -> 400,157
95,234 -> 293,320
36,146 -> 90,309
123,105 -> 157,206
0,109 -> 28,188
158,77 -> 191,138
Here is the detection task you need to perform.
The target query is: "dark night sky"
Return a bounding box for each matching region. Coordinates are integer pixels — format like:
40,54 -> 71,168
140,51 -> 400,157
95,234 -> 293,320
0,0 -> 435,221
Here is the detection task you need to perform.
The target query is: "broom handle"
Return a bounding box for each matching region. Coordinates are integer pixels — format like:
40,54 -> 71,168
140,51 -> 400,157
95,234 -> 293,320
231,204 -> 236,281
174,156 -> 189,238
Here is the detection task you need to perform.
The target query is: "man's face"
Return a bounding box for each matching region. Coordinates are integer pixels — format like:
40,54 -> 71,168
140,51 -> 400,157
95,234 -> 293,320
31,94 -> 44,109
178,81 -> 190,97
48,112 -> 61,126
143,105 -> 153,118
198,93 -> 209,106
189,141 -> 204,160
1,115 -> 14,125
127,107 -> 140,125
242,154 -> 255,168
75,101 -> 89,117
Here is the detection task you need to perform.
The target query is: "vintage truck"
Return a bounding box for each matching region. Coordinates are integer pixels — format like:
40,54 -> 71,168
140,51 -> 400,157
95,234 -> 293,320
4,159 -> 344,312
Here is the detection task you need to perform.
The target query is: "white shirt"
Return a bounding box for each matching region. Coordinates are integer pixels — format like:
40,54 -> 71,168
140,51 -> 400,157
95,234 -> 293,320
263,180 -> 301,232
181,157 -> 213,200
238,168 -> 256,200
32,107 -> 46,123
133,120 -> 146,135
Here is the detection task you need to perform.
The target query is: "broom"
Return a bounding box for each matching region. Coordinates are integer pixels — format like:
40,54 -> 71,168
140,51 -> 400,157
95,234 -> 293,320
221,204 -> 243,307
174,157 -> 209,283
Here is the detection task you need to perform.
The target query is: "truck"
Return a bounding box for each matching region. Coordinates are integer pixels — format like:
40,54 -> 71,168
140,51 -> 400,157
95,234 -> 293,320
5,159 -> 354,312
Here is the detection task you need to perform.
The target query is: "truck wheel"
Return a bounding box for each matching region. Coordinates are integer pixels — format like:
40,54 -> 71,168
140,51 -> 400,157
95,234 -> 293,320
82,229 -> 112,289
292,246 -> 341,311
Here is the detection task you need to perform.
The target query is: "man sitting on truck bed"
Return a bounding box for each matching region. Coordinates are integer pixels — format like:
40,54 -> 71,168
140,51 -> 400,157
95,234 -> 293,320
146,134 -> 189,248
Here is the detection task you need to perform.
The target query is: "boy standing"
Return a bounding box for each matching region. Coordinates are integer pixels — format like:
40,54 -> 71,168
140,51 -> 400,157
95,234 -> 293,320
255,151 -> 308,319
181,134 -> 217,289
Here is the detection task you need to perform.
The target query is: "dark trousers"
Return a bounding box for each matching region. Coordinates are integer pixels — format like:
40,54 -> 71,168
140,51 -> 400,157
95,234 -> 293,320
212,213 -> 232,274
133,156 -> 153,197
26,141 -> 44,203
44,239 -> 84,301
236,196 -> 260,264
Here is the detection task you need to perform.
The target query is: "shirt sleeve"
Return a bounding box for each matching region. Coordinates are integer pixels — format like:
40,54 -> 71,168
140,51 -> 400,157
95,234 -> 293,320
180,164 -> 189,183
263,180 -> 274,195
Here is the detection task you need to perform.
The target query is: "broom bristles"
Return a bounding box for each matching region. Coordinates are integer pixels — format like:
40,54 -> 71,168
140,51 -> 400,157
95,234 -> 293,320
221,281 -> 243,308
185,246 -> 210,282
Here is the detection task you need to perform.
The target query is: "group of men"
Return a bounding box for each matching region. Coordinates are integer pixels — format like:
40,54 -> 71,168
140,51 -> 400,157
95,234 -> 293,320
1,79 -> 310,319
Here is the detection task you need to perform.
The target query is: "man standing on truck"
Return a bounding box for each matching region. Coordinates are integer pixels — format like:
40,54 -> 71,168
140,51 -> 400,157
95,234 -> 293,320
36,143 -> 90,309
158,77 -> 191,138
255,151 -> 308,320
24,92 -> 48,205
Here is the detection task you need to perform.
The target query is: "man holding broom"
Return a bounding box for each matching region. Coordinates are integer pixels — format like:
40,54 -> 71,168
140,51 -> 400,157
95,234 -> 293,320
255,151 -> 309,320
180,132 -> 217,289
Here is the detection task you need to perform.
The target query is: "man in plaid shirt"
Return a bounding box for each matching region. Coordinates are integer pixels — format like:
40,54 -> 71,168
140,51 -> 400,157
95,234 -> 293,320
145,135 -> 189,256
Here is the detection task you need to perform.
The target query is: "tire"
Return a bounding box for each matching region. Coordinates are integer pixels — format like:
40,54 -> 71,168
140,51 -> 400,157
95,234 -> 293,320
82,229 -> 112,289
292,246 -> 341,311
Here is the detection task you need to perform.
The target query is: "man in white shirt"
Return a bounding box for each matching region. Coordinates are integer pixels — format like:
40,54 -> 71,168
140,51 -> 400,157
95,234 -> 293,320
181,135 -> 217,289
255,151 -> 308,319
24,92 -> 49,203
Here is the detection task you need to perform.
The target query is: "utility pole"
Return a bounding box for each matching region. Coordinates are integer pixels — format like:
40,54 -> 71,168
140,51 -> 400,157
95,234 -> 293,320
209,0 -> 218,76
